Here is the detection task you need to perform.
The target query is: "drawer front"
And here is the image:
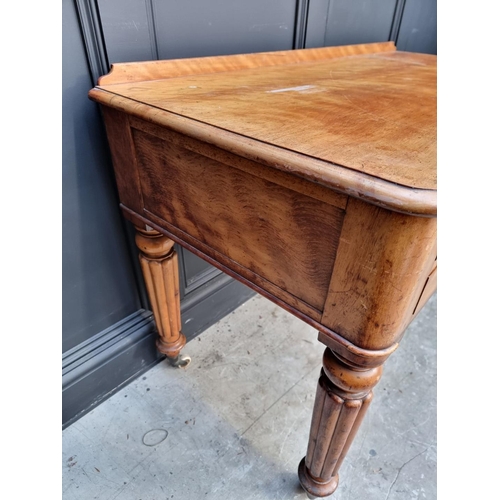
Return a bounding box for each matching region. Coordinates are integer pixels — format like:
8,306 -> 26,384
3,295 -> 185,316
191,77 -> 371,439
131,123 -> 346,314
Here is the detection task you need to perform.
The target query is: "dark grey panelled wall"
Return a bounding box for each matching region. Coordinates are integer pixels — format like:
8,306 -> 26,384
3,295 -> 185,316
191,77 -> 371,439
395,0 -> 437,54
98,0 -> 298,62
63,0 -> 161,427
305,0 -> 399,48
62,0 -> 140,354
63,0 -> 436,428
305,0 -> 436,53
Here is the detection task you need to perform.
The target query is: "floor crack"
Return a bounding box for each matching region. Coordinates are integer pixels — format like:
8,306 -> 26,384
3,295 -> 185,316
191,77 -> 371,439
239,362 -> 321,438
384,447 -> 429,500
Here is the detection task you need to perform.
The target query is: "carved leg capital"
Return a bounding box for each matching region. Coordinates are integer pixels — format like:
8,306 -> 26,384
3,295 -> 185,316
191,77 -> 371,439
135,227 -> 188,363
299,348 -> 383,497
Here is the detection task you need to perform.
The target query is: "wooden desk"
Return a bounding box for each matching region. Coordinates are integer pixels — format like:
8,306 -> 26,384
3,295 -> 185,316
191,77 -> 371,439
89,41 -> 436,498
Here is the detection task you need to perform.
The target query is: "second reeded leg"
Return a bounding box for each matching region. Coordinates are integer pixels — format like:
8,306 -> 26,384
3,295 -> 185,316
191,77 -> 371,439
298,348 -> 383,497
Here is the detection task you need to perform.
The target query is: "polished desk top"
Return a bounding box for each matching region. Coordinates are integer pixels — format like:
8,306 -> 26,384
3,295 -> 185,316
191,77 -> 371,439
91,41 -> 436,216
89,42 -> 437,367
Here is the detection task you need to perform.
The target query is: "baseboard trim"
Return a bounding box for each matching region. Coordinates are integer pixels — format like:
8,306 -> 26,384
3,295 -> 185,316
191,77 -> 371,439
63,279 -> 255,429
62,310 -> 159,429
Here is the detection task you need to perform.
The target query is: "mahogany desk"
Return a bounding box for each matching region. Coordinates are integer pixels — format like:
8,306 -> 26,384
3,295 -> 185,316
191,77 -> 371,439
89,41 -> 436,498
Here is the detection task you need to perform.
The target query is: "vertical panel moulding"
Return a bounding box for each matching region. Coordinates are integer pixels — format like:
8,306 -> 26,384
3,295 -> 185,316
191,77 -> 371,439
145,0 -> 160,60
307,374 -> 344,478
305,375 -> 327,470
333,391 -> 373,477
151,258 -> 172,339
320,398 -> 362,479
162,249 -> 181,342
138,255 -> 160,327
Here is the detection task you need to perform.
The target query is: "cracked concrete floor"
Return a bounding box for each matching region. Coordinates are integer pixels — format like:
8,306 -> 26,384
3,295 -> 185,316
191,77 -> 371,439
62,293 -> 436,500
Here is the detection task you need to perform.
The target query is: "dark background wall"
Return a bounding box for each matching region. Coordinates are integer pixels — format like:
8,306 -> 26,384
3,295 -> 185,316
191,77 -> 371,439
62,0 -> 437,428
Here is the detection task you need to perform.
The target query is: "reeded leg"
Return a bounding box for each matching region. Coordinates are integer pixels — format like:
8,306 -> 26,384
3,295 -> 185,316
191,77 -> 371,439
135,227 -> 190,367
298,348 -> 383,497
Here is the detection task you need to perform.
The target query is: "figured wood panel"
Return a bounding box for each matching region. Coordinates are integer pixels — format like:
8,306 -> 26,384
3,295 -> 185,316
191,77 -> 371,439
99,50 -> 436,191
132,128 -> 345,312
98,42 -> 395,85
101,107 -> 144,216
129,116 -> 348,211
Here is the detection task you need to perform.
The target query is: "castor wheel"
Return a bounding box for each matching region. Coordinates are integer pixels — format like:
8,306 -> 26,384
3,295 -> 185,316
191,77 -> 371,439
168,354 -> 191,368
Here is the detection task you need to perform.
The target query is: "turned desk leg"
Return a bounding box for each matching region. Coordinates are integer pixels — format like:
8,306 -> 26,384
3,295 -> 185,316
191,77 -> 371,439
135,227 -> 190,368
298,348 -> 383,498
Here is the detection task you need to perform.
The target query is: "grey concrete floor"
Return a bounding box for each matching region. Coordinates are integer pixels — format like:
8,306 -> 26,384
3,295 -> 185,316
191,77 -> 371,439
62,293 -> 436,500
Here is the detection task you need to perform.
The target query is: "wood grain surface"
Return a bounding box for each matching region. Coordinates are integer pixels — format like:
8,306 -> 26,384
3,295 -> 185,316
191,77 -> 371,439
92,89 -> 435,215
134,228 -> 186,358
97,51 -> 436,192
98,42 -> 396,85
321,197 -> 437,350
299,348 -> 383,497
133,125 -> 345,312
